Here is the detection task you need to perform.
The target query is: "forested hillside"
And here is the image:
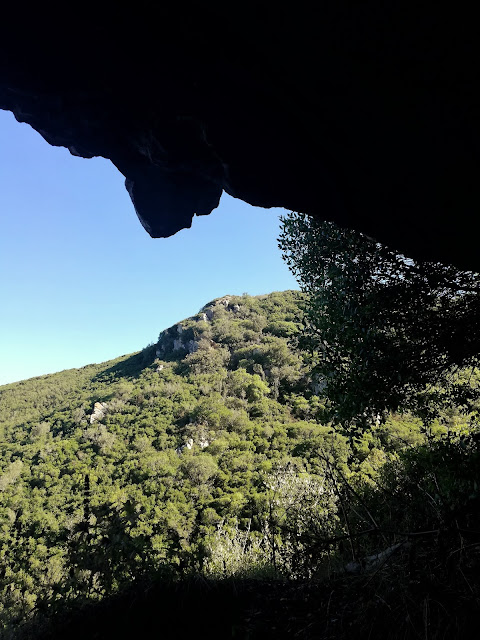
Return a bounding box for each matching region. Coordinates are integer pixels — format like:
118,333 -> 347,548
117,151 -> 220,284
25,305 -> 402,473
1,291 -> 479,638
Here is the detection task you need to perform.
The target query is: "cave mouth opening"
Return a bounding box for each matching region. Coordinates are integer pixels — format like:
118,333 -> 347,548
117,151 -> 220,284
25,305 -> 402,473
0,111 -> 297,387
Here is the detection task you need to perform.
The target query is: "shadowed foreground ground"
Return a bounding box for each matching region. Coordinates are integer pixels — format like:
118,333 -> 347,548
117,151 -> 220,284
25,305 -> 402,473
17,555 -> 480,640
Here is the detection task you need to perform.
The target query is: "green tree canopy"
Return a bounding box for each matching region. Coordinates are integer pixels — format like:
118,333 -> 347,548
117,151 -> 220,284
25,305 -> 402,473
279,212 -> 480,426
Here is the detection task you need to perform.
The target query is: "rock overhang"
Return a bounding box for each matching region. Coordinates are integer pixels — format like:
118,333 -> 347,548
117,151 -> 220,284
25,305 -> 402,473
0,4 -> 478,269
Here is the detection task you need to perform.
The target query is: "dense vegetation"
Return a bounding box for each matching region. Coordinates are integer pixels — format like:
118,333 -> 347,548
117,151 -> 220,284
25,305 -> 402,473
279,213 -> 480,426
1,291 -> 479,638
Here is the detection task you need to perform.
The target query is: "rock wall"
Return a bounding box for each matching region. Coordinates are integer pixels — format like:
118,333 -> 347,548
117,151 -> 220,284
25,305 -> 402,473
0,5 -> 478,270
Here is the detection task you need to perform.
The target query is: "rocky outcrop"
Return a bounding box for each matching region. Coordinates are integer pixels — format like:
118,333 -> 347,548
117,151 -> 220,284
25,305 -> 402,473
0,6 -> 478,270
172,337 -> 199,353
176,438 -> 194,455
173,338 -> 184,352
186,340 -> 199,354
90,402 -> 108,424
176,436 -> 209,455
201,297 -> 237,319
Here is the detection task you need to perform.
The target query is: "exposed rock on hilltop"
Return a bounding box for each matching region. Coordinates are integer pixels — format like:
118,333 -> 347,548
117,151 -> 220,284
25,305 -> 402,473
156,295 -> 251,357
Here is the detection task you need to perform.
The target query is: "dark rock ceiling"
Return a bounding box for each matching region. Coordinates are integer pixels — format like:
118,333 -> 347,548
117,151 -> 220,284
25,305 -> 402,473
0,5 -> 478,270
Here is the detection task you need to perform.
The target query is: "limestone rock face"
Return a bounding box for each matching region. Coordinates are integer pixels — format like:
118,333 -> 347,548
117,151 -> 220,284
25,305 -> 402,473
186,340 -> 199,354
176,436 -> 209,454
90,402 -> 108,424
176,438 -> 194,455
173,338 -> 184,352
0,6 -> 478,269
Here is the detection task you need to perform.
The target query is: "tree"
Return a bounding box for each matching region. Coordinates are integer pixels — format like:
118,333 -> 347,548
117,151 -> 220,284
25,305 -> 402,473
279,212 -> 480,427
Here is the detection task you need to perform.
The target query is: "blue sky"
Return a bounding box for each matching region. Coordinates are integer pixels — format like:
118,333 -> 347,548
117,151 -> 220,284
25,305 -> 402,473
0,110 -> 298,385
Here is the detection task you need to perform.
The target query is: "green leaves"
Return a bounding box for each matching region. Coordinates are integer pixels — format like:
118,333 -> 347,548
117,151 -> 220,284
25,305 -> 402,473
279,212 -> 480,426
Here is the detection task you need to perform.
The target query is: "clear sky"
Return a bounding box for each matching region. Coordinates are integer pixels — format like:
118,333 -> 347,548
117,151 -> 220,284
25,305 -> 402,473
0,110 -> 298,386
